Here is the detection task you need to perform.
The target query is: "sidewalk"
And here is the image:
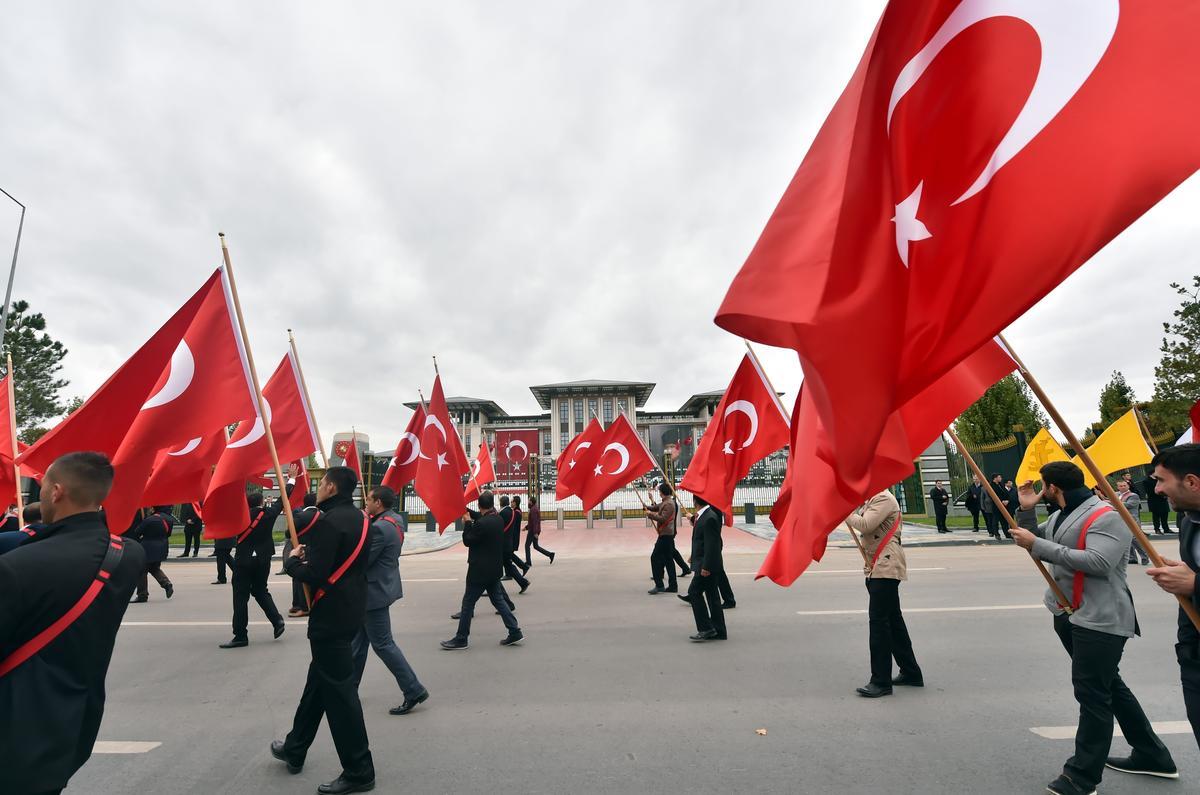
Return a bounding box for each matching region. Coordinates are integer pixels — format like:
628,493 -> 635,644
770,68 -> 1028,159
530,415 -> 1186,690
162,527 -> 462,561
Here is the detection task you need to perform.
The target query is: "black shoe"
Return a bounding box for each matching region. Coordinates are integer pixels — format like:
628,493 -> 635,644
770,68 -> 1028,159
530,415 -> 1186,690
855,682 -> 892,698
1105,753 -> 1179,779
648,586 -> 667,594
207,551 -> 217,557
275,570 -> 286,575
690,630 -> 718,642
270,740 -> 302,774
176,553 -> 189,558
549,552 -> 555,564
891,673 -> 924,687
712,633 -> 728,640
273,622 -> 286,639
677,594 -> 693,604
501,575 -> 512,581
164,583 -> 174,599
389,690 -> 430,715
679,568 -> 692,577
665,585 -> 678,593
722,601 -> 736,609
1045,774 -> 1095,795
440,637 -> 468,650
519,581 -> 530,594
211,579 -> 226,585
501,631 -> 524,646
130,595 -> 148,603
318,776 -> 375,794
450,612 -> 462,620
219,638 -> 248,649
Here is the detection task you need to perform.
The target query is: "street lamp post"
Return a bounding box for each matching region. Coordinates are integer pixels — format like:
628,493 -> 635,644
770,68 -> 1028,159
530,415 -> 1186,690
0,188 -> 24,353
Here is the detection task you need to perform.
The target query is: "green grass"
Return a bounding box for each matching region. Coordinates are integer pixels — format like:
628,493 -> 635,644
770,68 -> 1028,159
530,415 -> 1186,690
909,511 -> 1164,528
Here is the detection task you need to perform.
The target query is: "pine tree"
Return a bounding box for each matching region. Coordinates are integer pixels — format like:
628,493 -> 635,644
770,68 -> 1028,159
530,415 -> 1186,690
1096,370 -> 1137,429
1149,276 -> 1200,433
0,300 -> 70,430
954,375 -> 1048,446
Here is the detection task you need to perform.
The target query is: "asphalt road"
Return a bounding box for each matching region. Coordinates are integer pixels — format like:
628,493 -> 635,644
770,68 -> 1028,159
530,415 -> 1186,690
73,535 -> 1197,794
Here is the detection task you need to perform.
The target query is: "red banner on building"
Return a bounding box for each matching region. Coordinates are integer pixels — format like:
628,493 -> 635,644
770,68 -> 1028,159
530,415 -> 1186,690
495,429 -> 539,481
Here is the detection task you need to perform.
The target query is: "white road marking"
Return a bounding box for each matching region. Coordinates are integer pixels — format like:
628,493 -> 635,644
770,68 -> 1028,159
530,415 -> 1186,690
269,577 -> 458,583
797,604 -> 1043,617
1030,721 -> 1192,740
93,741 -> 162,754
728,567 -> 947,577
123,621 -> 274,627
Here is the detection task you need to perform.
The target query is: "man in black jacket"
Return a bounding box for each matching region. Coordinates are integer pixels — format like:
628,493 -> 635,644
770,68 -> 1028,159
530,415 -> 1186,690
687,495 -> 726,642
130,505 -> 175,602
274,466 -> 375,795
179,502 -> 203,557
219,490 -> 287,649
498,495 -> 530,592
929,480 -> 950,533
1146,444 -> 1200,755
1144,473 -> 1173,534
0,452 -> 144,794
442,491 -> 523,650
966,476 -> 983,532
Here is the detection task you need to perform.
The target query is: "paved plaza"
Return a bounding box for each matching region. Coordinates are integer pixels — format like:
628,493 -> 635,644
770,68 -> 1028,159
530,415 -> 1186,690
77,526 -> 1197,794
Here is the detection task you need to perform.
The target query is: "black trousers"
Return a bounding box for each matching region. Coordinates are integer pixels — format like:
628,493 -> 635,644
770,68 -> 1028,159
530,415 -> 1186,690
717,570 -> 735,604
282,636 -> 375,783
934,508 -> 949,533
1178,638 -> 1200,752
231,555 -> 283,640
503,558 -> 529,589
455,580 -> 520,640
651,536 -> 677,589
1052,614 -> 1171,790
689,571 -> 726,637
1151,505 -> 1172,533
136,562 -> 172,598
182,526 -> 201,556
215,548 -> 233,582
967,506 -> 980,530
983,510 -> 998,536
866,578 -> 921,686
670,536 -> 690,574
524,534 -> 554,565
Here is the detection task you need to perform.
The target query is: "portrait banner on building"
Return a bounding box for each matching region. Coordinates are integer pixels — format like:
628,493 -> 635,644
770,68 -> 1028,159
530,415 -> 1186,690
495,429 -> 540,481
647,424 -> 697,471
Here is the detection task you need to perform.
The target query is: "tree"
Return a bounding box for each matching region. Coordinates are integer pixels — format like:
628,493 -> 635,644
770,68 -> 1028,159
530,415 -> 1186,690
1097,370 -> 1137,429
18,396 -> 82,445
1149,276 -> 1200,433
954,375 -> 1048,446
0,300 -> 69,430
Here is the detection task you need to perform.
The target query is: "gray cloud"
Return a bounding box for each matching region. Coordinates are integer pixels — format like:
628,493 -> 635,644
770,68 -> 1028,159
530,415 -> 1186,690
0,1 -> 1194,451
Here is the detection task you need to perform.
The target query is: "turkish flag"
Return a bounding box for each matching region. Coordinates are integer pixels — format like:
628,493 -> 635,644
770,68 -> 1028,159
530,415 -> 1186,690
572,414 -> 657,513
293,461 -> 311,503
495,430 -> 538,480
343,434 -> 363,483
141,429 -> 225,506
1190,398 -> 1200,440
382,405 -> 426,492
717,1 -> 1200,493
680,354 -> 792,520
556,419 -> 605,500
760,339 -> 1015,585
464,440 -> 497,503
414,375 -> 469,532
0,375 -> 35,507
202,351 -> 321,539
19,269 -> 257,530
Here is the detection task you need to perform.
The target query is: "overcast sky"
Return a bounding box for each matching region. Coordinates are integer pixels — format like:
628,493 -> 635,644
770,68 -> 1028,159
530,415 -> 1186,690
1,2 -> 1196,451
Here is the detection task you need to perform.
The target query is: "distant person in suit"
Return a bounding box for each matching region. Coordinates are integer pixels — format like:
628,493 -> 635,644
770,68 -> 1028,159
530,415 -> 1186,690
523,497 -> 555,566
441,491 -> 523,650
129,505 -> 175,602
352,486 -> 429,716
1117,479 -> 1148,566
966,476 -> 983,532
1143,473 -> 1172,534
686,495 -> 726,642
178,502 -> 203,557
929,480 -> 950,533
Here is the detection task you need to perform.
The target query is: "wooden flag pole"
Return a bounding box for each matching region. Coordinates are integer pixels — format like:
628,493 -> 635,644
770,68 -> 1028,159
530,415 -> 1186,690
946,426 -> 1073,612
219,234 -> 309,608
844,522 -> 869,564
1133,405 -> 1159,455
743,340 -> 792,422
287,329 -> 329,467
998,333 -> 1200,630
6,353 -> 22,524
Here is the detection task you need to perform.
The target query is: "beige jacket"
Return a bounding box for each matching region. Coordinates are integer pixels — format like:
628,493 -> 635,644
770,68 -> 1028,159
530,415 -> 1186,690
845,490 -> 906,580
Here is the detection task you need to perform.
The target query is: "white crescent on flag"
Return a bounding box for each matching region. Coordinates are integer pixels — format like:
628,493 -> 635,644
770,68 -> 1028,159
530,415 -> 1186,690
505,439 -> 529,461
167,436 -> 203,457
142,341 -> 195,410
228,398 -> 273,449
424,415 -> 447,442
397,432 -> 423,464
600,443 -> 630,476
722,400 -> 759,451
568,441 -> 591,469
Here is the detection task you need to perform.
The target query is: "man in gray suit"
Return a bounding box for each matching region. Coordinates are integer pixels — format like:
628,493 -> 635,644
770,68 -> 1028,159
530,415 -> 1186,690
351,486 -> 430,717
1116,479 -> 1148,565
1013,461 -> 1176,795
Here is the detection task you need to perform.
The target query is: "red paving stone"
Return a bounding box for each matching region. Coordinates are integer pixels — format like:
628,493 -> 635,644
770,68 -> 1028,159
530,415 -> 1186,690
423,518 -> 771,561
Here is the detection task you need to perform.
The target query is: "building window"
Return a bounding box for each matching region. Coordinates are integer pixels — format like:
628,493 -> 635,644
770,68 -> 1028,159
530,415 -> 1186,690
542,432 -> 551,456
465,431 -> 472,452
588,398 -> 598,423
574,399 -> 584,429
559,400 -> 568,432
603,398 -> 613,424
560,431 -> 569,451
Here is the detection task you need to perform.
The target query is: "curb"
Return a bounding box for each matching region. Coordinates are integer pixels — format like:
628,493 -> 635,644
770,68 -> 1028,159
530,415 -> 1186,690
160,536 -> 464,561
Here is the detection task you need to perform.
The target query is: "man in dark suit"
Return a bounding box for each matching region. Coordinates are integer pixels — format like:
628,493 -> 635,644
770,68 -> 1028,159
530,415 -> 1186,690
1146,444 -> 1200,755
929,480 -> 951,533
497,495 -> 530,592
442,491 -> 523,650
213,533 -> 235,585
0,452 -> 145,794
1144,473 -> 1173,534
352,485 -> 429,717
965,476 -> 983,532
687,495 -> 726,642
219,490 -> 287,648
129,505 -> 175,602
273,466 -> 375,795
179,502 -> 203,557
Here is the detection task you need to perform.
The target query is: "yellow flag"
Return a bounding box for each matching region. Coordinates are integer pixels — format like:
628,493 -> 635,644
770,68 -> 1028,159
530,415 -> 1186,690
1016,428 -> 1070,484
1071,409 -> 1153,488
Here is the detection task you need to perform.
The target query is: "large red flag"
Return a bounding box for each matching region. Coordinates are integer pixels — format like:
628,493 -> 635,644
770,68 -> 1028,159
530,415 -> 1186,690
573,414 -> 657,513
1190,398 -> 1200,440
680,354 -> 791,519
760,339 -> 1015,585
141,429 -> 225,506
717,1 -> 1200,492
382,406 -> 426,492
414,376 -> 469,532
463,440 -> 497,503
202,351 -> 321,539
556,419 -> 605,500
343,433 -> 363,483
0,374 -> 31,507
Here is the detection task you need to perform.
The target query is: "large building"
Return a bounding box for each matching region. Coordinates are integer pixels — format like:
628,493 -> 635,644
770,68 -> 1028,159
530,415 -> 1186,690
402,378 -> 737,482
